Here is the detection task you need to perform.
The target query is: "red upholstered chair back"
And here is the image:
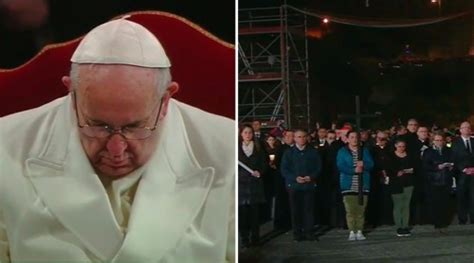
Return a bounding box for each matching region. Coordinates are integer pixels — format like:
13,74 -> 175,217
0,11 -> 235,119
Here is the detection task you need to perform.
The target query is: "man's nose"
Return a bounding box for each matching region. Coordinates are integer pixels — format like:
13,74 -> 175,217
106,134 -> 128,160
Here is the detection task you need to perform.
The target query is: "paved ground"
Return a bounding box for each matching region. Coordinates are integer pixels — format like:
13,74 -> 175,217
239,224 -> 474,263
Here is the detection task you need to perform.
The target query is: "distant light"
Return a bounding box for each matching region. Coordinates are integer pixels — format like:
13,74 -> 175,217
431,0 -> 437,3
306,28 -> 323,39
323,18 -> 329,24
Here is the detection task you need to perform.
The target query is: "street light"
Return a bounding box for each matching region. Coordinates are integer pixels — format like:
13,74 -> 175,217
323,18 -> 329,24
431,0 -> 442,15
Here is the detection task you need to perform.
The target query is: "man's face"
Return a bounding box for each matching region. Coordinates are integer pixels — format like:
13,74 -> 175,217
433,135 -> 445,148
460,122 -> 472,137
376,132 -> 388,147
64,65 -> 178,178
360,131 -> 369,142
327,132 -> 336,144
294,131 -> 307,147
407,120 -> 418,133
390,126 -> 396,136
339,131 -> 349,143
417,127 -> 429,141
252,121 -> 261,132
317,128 -> 327,140
347,132 -> 359,147
397,127 -> 407,135
283,131 -> 294,145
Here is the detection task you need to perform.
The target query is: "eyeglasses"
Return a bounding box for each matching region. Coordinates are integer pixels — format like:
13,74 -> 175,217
72,91 -> 164,140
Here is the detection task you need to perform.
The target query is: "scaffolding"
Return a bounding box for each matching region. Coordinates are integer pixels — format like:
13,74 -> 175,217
238,6 -> 311,129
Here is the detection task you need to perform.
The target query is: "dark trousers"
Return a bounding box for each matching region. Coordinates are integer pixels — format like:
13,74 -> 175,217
379,184 -> 394,225
457,175 -> 474,224
367,182 -> 380,226
288,189 -> 314,238
273,177 -> 292,230
239,204 -> 260,245
260,171 -> 275,223
329,186 -> 347,228
430,184 -> 451,228
314,184 -> 330,226
410,182 -> 430,225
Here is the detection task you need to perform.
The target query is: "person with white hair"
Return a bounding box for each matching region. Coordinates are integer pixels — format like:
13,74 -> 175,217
452,121 -> 474,225
0,18 -> 235,262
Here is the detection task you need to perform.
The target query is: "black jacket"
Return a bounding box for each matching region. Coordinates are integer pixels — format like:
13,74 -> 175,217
327,140 -> 345,187
452,137 -> 474,172
370,145 -> 391,186
238,142 -> 267,205
387,152 -> 417,194
371,145 -> 391,173
422,147 -> 454,186
452,136 -> 474,185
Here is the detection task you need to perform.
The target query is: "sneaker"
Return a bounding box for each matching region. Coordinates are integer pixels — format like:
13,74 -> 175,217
403,228 -> 411,237
355,230 -> 366,240
396,228 -> 403,237
348,231 -> 356,241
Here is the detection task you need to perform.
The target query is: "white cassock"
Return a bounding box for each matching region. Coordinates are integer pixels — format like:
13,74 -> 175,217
0,96 -> 235,262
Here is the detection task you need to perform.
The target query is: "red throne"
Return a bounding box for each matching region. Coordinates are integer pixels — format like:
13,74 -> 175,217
0,11 -> 235,119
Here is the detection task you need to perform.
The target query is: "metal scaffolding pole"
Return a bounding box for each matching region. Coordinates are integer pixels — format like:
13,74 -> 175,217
238,5 -> 311,129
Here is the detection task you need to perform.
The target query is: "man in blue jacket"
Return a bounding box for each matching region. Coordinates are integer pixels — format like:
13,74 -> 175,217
281,129 -> 322,241
337,130 -> 374,241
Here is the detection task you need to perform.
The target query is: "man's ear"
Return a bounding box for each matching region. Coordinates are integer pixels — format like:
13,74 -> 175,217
160,82 -> 180,119
62,76 -> 77,111
166,81 -> 179,98
62,76 -> 72,92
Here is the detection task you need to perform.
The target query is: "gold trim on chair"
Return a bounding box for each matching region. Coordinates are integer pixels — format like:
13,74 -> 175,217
0,37 -> 81,73
113,11 -> 235,49
0,10 -> 234,73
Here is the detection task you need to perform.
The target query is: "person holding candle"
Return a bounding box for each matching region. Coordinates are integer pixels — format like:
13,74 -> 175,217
281,129 -> 321,241
387,139 -> 417,237
238,124 -> 267,247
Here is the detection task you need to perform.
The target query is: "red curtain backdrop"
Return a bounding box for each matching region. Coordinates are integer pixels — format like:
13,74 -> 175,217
0,11 -> 235,119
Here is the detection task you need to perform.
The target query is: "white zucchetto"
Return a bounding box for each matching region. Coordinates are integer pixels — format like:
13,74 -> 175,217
71,17 -> 171,68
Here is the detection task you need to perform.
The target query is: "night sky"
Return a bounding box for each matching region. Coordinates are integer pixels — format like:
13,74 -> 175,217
240,0 -> 474,129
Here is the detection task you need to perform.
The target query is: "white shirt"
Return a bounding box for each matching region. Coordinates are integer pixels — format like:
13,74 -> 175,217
103,166 -> 145,233
462,136 -> 472,153
242,141 -> 254,157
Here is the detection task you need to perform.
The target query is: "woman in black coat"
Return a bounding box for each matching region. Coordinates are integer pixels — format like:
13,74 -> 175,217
422,133 -> 454,233
238,124 -> 267,247
386,139 -> 417,237
262,134 -> 283,228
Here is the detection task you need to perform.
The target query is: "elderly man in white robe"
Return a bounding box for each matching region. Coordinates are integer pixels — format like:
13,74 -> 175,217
0,18 -> 235,262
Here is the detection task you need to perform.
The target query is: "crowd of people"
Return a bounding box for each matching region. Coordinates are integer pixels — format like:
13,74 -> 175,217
238,118 -> 474,247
